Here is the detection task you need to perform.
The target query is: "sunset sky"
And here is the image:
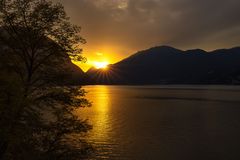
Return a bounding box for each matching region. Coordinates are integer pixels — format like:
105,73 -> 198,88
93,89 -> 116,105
55,0 -> 240,71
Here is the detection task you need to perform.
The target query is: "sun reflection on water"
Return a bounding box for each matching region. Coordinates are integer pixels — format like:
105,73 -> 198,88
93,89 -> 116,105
79,85 -> 112,152
93,86 -> 109,113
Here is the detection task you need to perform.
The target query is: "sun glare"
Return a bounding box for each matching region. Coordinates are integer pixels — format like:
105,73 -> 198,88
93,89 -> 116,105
93,61 -> 109,69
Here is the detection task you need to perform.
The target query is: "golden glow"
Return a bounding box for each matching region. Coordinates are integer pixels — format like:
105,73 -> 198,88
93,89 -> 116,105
72,44 -> 134,72
93,86 -> 109,112
76,86 -> 111,141
92,61 -> 109,69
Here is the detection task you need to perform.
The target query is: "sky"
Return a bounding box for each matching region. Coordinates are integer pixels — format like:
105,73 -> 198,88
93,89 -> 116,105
55,0 -> 240,71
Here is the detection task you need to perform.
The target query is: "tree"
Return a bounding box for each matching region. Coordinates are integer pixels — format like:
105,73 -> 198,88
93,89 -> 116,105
0,0 -> 92,159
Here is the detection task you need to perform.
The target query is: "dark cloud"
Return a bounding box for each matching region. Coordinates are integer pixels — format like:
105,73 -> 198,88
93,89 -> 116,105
56,0 -> 240,55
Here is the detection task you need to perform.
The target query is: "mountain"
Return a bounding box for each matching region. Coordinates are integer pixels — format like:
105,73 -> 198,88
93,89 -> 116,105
57,57 -> 86,85
0,41 -> 85,85
85,46 -> 240,85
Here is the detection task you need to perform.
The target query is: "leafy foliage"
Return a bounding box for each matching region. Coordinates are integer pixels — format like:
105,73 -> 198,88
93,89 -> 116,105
0,0 -> 92,159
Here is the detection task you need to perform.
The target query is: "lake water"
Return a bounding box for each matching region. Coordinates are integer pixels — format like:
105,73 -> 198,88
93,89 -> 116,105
78,85 -> 240,160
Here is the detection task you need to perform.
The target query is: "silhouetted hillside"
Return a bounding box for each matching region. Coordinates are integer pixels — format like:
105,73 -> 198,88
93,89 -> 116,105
0,41 -> 85,85
85,46 -> 240,84
56,57 -> 86,85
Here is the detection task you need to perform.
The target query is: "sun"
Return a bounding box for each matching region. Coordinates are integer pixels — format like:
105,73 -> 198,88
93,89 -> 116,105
93,61 -> 109,69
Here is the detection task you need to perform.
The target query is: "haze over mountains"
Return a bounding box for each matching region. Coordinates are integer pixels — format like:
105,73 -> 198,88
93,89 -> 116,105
84,46 -> 240,85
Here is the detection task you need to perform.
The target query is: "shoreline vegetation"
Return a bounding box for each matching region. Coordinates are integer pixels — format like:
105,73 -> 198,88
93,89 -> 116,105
0,0 -> 93,159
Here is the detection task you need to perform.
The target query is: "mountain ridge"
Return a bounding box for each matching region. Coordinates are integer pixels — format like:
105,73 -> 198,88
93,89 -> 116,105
84,46 -> 240,85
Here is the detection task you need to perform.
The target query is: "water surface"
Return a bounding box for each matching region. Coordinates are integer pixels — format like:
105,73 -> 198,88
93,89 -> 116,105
78,85 -> 240,160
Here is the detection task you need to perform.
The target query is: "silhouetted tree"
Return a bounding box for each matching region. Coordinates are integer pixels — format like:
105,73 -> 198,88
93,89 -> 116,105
0,0 -> 92,159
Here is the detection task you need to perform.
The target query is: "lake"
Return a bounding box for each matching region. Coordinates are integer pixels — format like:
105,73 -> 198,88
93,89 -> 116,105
78,85 -> 240,160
